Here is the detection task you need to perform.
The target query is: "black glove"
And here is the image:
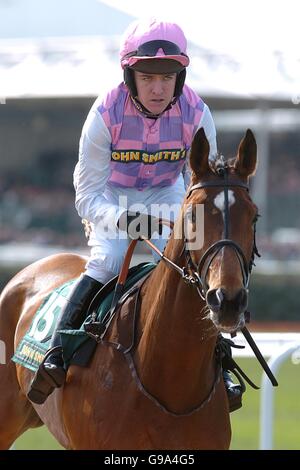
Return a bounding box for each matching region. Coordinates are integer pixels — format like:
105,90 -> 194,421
118,211 -> 163,240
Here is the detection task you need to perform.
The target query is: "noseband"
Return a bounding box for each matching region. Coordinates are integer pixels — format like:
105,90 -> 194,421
184,165 -> 259,301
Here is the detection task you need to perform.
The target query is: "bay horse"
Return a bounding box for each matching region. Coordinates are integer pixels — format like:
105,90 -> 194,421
0,128 -> 258,450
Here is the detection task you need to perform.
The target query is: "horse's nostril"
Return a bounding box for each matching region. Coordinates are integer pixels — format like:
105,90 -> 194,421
216,288 -> 225,304
207,287 -> 248,315
235,288 -> 248,311
206,288 -> 225,310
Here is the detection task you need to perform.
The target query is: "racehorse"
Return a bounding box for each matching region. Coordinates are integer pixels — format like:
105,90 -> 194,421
0,128 -> 258,450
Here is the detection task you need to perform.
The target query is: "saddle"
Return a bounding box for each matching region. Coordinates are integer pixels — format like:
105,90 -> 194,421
60,262 -> 156,368
12,262 -> 156,373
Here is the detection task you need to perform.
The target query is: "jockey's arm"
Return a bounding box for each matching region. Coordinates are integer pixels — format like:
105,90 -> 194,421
182,104 -> 218,189
74,100 -> 126,235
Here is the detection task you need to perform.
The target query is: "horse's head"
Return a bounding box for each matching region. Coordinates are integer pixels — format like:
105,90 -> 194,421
184,128 -> 259,333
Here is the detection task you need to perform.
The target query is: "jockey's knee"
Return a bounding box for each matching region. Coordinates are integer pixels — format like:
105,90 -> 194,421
85,254 -> 124,284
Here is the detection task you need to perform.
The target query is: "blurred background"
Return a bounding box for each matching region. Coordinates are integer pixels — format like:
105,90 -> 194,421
0,0 -> 300,449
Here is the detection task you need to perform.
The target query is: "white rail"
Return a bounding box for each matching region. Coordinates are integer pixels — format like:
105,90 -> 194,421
224,332 -> 300,450
227,332 -> 300,358
259,342 -> 300,450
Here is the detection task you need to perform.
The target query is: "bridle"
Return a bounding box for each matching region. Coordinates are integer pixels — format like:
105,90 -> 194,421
183,164 -> 260,301
135,166 -> 260,304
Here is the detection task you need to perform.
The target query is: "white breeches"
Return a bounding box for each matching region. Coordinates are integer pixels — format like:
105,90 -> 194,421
85,178 -> 186,284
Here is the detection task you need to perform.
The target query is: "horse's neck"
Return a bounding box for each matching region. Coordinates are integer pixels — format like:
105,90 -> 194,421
136,239 -> 217,409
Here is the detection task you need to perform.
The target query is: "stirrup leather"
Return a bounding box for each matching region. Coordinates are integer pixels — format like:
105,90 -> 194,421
217,336 -> 259,391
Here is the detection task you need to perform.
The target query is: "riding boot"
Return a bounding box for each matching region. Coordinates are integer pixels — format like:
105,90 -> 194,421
218,334 -> 243,412
27,274 -> 103,404
222,369 -> 243,413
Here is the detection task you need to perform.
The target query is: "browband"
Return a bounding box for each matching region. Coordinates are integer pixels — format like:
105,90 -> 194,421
187,181 -> 249,198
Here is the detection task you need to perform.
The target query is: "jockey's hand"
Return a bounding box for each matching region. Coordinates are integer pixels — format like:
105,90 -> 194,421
118,211 -> 163,240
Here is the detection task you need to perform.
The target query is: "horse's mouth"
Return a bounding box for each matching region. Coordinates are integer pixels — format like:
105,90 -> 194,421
205,287 -> 248,332
208,310 -> 245,334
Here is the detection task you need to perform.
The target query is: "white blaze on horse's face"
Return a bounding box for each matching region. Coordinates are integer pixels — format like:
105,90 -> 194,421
208,188 -> 246,332
213,190 -> 235,219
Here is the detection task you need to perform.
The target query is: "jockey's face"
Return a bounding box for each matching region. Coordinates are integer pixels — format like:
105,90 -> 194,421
134,71 -> 177,115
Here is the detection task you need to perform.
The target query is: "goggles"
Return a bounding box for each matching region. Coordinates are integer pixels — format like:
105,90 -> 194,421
121,40 -> 189,69
130,40 -> 187,57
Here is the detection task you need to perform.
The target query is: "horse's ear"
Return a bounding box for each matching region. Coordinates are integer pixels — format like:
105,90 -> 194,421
234,129 -> 257,177
189,127 -> 210,178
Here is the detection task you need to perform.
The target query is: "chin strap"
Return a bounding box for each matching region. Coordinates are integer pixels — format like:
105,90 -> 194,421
130,96 -> 177,119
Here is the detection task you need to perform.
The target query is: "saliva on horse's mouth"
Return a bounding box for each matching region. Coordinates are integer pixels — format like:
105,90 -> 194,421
208,310 -> 245,333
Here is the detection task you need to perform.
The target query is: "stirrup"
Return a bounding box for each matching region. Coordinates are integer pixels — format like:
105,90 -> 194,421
223,368 -> 245,413
84,320 -> 106,337
27,347 -> 66,405
217,337 -> 246,413
227,387 -> 243,413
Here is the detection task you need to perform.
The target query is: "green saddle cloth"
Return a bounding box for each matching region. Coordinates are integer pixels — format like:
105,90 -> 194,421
12,262 -> 156,372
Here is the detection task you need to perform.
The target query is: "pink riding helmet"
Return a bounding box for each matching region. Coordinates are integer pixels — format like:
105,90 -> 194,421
120,18 -> 190,69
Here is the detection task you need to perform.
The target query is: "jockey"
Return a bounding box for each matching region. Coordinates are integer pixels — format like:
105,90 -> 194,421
28,17 -> 242,409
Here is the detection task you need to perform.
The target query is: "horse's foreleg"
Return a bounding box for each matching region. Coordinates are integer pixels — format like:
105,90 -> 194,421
0,360 -> 42,449
0,287 -> 42,449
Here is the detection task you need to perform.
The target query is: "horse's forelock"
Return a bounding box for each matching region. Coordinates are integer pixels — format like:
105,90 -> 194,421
209,154 -> 236,175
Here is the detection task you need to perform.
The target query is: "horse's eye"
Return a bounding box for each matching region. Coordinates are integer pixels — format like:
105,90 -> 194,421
253,213 -> 260,225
